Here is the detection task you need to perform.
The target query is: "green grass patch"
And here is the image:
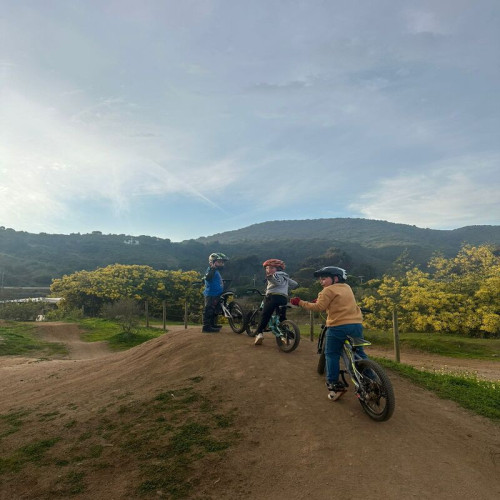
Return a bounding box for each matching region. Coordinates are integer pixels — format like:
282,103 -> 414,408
77,318 -> 165,350
0,410 -> 31,439
55,471 -> 86,495
301,323 -> 500,360
0,381 -> 238,499
0,322 -> 67,357
377,358 -> 500,421
367,330 -> 500,360
0,437 -> 61,474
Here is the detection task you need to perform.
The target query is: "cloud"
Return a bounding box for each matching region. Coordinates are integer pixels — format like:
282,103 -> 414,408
1,1 -> 498,239
350,155 -> 500,228
405,9 -> 449,35
0,86 -> 241,229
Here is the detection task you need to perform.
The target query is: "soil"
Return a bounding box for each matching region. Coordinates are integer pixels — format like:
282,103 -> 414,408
0,322 -> 499,499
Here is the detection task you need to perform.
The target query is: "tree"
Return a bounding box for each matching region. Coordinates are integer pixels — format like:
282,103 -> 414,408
102,298 -> 140,335
390,248 -> 414,278
361,245 -> 500,337
50,264 -> 203,319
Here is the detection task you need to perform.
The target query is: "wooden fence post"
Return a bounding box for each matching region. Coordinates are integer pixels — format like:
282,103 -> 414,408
310,310 -> 314,341
184,300 -> 188,329
145,300 -> 149,328
162,300 -> 166,331
392,307 -> 400,363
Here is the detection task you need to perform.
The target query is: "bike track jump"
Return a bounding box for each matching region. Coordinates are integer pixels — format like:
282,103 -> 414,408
0,323 -> 499,499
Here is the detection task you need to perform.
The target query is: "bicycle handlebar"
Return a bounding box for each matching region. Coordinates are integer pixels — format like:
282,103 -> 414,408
246,288 -> 265,296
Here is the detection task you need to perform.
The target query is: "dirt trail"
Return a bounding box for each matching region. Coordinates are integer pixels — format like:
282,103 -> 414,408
0,323 -> 499,499
36,322 -> 112,360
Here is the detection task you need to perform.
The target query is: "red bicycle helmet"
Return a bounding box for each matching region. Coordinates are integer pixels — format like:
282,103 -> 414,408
263,259 -> 285,270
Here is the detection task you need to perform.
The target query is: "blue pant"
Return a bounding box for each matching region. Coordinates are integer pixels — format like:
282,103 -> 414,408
325,323 -> 368,384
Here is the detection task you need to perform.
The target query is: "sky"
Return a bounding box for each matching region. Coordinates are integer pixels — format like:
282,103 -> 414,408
1,0 -> 499,242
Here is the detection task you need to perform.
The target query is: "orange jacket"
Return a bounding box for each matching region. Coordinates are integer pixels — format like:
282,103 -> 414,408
299,283 -> 363,327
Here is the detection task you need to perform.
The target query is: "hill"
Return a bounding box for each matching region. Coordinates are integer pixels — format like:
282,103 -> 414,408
0,324 -> 499,499
0,219 -> 498,288
197,218 -> 500,248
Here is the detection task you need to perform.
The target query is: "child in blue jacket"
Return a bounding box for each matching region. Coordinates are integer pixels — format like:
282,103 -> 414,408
202,252 -> 228,333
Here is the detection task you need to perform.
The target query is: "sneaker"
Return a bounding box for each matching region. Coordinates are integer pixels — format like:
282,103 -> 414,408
202,326 -> 219,333
254,333 -> 264,345
326,382 -> 347,401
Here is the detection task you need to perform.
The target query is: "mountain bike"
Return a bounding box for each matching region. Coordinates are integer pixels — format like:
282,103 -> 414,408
245,289 -> 300,352
192,280 -> 246,334
317,321 -> 395,421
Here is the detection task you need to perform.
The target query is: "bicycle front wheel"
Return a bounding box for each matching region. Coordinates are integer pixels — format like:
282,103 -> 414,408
228,302 -> 246,334
245,310 -> 261,337
355,359 -> 395,422
276,320 -> 300,353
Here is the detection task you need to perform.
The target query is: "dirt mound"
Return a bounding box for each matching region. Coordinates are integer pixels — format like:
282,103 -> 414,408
0,324 -> 499,499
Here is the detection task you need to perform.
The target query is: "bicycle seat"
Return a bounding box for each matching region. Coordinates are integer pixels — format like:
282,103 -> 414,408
277,305 -> 291,312
347,336 -> 371,347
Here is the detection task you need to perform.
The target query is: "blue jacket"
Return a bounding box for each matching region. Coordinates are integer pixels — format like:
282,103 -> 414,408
203,266 -> 224,296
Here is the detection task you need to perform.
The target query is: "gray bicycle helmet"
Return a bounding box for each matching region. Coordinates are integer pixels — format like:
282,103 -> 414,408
209,252 -> 229,264
313,266 -> 348,282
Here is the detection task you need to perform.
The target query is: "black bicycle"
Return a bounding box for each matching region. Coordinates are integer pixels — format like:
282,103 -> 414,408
244,289 -> 300,352
192,280 -> 246,334
317,321 -> 395,422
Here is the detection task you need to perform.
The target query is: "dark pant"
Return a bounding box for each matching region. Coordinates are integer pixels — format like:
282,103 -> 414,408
203,295 -> 220,328
256,294 -> 287,333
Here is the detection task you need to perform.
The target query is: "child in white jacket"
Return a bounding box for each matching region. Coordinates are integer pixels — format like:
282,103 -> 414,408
254,258 -> 298,345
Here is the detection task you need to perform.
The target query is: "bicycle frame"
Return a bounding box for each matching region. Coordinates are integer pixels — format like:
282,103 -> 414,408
245,288 -> 301,352
317,324 -> 395,421
317,326 -> 370,382
253,297 -> 288,338
192,280 -> 246,334
339,336 -> 372,390
219,291 -> 236,318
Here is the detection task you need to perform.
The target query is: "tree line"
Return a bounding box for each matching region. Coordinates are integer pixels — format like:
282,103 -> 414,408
2,243 -> 497,338
43,244 -> 500,338
2,221 -> 499,287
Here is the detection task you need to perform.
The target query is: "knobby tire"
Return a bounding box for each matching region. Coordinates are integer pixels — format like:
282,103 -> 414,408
228,302 -> 246,334
276,320 -> 300,353
355,359 -> 395,422
245,310 -> 261,337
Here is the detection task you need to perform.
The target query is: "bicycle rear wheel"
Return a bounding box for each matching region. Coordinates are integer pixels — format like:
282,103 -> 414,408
317,329 -> 326,374
228,302 -> 246,334
276,320 -> 300,353
355,359 -> 395,422
317,350 -> 326,375
245,310 -> 261,337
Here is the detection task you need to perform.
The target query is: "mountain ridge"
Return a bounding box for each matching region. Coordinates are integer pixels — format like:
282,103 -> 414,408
0,218 -> 498,288
196,218 -> 500,248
